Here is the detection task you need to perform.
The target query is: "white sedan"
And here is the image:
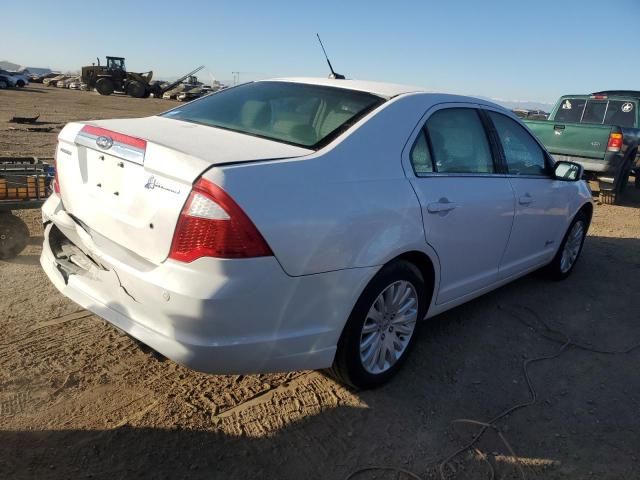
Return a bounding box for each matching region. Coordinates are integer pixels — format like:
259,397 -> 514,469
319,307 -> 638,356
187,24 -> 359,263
41,78 -> 592,389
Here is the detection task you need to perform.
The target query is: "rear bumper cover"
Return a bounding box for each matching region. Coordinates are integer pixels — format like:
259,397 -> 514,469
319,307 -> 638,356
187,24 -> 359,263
40,194 -> 375,374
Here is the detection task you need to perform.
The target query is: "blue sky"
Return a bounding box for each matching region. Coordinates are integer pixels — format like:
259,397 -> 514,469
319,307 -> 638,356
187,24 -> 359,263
3,0 -> 639,104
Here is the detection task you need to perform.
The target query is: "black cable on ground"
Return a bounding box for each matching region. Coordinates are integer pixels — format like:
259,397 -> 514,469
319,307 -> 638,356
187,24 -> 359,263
438,303 -> 640,480
346,304 -> 640,480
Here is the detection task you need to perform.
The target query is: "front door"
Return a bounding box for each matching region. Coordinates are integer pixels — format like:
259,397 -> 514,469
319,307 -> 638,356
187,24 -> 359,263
406,106 -> 515,304
485,110 -> 573,278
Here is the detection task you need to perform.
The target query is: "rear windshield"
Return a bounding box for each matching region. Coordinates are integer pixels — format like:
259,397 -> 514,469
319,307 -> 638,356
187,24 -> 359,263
162,81 -> 385,148
554,97 -> 636,128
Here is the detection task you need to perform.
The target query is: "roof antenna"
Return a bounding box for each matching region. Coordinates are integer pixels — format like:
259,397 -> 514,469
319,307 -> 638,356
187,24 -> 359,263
316,33 -> 345,80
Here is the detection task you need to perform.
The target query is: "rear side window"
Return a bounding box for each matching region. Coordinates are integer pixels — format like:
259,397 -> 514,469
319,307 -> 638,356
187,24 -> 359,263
488,112 -> 548,176
410,129 -> 434,174
553,98 -> 586,123
425,108 -> 494,174
604,100 -> 636,128
161,81 -> 384,148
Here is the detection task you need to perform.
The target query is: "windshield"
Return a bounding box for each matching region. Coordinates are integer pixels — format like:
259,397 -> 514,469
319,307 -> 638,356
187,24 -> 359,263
162,81 -> 385,148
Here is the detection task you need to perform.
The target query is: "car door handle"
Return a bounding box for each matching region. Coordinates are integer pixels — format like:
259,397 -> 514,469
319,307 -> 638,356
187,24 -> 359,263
519,194 -> 533,205
427,199 -> 458,213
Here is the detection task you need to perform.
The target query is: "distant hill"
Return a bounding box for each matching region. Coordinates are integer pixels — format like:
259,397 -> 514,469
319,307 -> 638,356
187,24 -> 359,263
482,96 -> 554,112
0,60 -> 21,71
0,60 -> 55,75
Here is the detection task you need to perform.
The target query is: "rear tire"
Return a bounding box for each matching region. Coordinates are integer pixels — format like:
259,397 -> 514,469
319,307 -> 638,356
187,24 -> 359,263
126,80 -> 147,98
0,79 -> 7,89
0,213 -> 29,260
328,260 -> 428,390
545,210 -> 588,280
612,151 -> 634,204
95,78 -> 114,96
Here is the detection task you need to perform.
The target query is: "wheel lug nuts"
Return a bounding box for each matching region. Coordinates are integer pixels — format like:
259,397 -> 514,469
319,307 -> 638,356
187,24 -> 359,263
388,327 -> 393,332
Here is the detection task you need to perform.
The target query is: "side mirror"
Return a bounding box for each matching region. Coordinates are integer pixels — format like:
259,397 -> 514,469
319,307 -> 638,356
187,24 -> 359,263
553,160 -> 583,181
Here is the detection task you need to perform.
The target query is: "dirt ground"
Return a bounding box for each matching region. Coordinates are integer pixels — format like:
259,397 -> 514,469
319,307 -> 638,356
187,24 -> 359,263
1,84 -> 639,480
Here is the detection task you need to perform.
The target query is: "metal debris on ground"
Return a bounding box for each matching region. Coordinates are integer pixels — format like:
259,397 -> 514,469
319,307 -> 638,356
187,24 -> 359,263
7,126 -> 61,133
9,115 -> 40,124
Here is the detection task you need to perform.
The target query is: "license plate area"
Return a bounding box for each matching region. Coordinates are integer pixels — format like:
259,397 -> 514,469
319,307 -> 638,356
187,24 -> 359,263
86,149 -> 133,198
87,150 -> 126,197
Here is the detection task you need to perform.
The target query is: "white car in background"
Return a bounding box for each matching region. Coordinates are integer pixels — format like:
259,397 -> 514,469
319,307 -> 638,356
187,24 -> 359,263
0,69 -> 29,87
41,78 -> 592,389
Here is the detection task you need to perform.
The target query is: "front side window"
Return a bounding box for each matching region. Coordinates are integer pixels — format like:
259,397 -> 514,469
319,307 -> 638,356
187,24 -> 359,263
162,81 -> 385,148
108,58 -> 125,70
488,111 -> 547,176
425,108 -> 494,174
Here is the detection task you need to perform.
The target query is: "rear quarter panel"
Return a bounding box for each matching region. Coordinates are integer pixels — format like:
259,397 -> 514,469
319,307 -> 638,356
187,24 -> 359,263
203,94 -> 438,277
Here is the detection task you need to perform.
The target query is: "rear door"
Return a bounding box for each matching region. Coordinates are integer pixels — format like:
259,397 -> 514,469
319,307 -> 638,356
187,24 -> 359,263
486,110 -> 573,277
405,105 -> 515,304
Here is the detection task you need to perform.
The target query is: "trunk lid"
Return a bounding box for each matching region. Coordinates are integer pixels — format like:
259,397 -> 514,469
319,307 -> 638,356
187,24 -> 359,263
56,116 -> 311,264
525,120 -> 617,160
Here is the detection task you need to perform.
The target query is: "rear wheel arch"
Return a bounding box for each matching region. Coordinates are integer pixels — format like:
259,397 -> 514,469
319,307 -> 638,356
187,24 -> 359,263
394,250 -> 436,311
347,250 -> 437,329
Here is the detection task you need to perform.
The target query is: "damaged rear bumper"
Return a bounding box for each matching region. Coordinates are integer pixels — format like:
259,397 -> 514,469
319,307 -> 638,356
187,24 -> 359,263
39,194 -> 371,374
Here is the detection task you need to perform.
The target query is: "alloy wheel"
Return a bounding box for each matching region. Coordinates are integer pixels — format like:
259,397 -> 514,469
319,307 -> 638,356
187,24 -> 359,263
359,280 -> 418,374
560,221 -> 585,273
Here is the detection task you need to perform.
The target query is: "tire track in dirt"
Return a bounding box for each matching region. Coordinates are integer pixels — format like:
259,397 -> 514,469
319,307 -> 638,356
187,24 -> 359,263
212,372 -> 364,438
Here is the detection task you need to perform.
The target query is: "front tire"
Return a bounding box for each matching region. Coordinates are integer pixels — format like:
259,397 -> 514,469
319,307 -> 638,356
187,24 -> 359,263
329,260 -> 428,389
546,210 -> 588,280
16,80 -> 25,88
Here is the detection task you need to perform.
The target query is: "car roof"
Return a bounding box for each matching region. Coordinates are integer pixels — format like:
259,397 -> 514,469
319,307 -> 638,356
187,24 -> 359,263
592,90 -> 640,99
261,77 -> 428,98
258,77 -> 508,112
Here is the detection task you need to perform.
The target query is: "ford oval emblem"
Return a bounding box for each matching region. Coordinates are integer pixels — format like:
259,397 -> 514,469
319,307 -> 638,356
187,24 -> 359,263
96,135 -> 113,150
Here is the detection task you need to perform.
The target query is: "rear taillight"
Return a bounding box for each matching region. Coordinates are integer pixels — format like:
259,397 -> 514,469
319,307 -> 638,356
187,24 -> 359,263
607,132 -> 623,152
169,178 -> 273,262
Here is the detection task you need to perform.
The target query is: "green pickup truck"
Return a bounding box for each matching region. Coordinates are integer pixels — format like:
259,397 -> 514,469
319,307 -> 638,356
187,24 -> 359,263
524,90 -> 640,203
